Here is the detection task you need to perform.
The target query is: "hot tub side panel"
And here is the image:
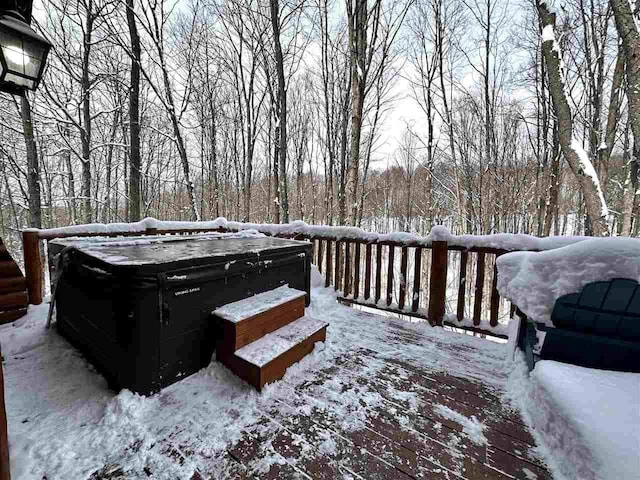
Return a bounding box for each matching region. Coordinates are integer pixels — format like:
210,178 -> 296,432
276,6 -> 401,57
55,255 -> 163,395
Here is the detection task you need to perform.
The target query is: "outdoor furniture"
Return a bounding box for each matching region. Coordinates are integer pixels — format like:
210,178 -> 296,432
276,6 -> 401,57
519,278 -> 640,372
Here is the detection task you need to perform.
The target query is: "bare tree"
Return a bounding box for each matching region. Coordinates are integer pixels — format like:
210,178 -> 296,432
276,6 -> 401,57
537,1 -> 609,235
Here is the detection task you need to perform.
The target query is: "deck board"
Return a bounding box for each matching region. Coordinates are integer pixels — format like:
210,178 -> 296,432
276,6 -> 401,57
86,332 -> 550,480
6,295 -> 551,480
215,344 -> 551,480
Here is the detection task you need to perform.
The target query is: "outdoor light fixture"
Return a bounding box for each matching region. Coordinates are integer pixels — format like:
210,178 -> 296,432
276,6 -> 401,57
0,8 -> 51,95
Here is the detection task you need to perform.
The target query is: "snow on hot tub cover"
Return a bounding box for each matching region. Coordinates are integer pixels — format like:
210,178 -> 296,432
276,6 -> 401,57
496,237 -> 640,327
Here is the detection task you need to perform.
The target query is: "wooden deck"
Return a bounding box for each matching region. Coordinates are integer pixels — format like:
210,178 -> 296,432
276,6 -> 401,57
5,296 -> 550,480
214,351 -> 549,479
126,311 -> 549,480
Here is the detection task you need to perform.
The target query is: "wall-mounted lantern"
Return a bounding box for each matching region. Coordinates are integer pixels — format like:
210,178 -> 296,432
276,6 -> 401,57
0,9 -> 51,95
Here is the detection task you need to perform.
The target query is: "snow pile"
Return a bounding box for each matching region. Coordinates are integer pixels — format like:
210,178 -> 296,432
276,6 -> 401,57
235,316 -> 327,367
36,216 -> 590,252
433,405 -> 487,446
50,229 -> 264,249
213,285 -> 305,323
496,237 -> 640,325
506,356 -> 640,480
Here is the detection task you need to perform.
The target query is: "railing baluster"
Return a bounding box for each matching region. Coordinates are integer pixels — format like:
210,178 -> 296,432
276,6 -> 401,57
412,247 -> 422,312
399,246 -> 408,310
364,243 -> 372,300
375,243 -> 382,304
325,240 -> 332,288
428,241 -> 448,326
344,241 -> 352,297
457,251 -> 468,321
334,241 -> 341,292
312,239 -> 317,265
354,242 -> 361,300
318,239 -> 324,274
490,253 -> 502,327
473,251 -> 486,326
386,245 -> 394,306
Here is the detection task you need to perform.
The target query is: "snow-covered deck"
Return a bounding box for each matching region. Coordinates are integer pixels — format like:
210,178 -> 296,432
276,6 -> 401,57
2,280 -> 549,479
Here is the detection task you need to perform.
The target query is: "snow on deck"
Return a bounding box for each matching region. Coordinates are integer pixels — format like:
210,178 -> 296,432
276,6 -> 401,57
213,285 -> 306,323
1,276 -> 550,479
235,316 -> 327,367
510,360 -> 640,480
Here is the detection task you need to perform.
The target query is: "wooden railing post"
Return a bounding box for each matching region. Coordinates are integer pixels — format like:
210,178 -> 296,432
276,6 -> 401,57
22,230 -> 43,305
428,240 -> 448,326
1,345 -> 10,480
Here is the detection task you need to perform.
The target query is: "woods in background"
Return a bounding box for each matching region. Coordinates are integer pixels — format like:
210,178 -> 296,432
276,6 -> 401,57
1,0 -> 639,252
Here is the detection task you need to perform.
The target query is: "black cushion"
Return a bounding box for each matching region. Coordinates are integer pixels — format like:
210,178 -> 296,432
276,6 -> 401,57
540,328 -> 640,373
550,278 -> 640,340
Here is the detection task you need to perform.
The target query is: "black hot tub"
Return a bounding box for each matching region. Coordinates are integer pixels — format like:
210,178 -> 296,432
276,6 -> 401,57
49,234 -> 312,395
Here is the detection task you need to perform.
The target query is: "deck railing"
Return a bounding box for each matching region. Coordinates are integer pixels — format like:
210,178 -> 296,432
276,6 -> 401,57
308,237 -> 513,336
18,219 -> 542,339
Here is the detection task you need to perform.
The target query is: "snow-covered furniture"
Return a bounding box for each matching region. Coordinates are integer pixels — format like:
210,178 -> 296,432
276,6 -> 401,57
522,278 -> 640,372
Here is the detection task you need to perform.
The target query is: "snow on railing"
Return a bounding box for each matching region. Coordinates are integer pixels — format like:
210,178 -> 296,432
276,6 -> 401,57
22,217 -> 591,337
32,216 -> 589,251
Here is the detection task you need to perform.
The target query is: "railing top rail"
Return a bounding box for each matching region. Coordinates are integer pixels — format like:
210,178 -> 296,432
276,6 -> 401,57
25,217 -> 592,252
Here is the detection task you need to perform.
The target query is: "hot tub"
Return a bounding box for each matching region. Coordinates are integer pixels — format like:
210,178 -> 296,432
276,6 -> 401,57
49,234 -> 312,395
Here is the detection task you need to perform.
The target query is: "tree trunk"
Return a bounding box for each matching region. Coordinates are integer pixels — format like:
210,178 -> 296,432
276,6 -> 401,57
21,95 -> 41,228
610,0 -> 640,235
537,2 -> 609,235
80,6 -> 94,223
270,0 -> 289,223
346,0 -> 369,226
127,0 -> 142,222
620,118 -> 636,235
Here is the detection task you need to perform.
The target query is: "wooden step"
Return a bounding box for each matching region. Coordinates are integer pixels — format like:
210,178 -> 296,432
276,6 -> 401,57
0,261 -> 22,278
218,316 -> 328,391
213,286 -> 306,354
0,307 -> 27,325
0,292 -> 28,310
0,276 -> 27,295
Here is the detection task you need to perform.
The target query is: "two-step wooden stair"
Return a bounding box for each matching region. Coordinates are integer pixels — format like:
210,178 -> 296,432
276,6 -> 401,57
0,238 -> 28,325
213,286 -> 328,391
